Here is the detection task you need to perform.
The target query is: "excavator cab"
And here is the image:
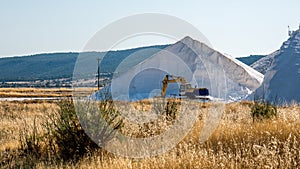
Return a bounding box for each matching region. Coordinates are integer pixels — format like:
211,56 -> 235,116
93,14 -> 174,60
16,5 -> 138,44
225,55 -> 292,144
179,83 -> 192,92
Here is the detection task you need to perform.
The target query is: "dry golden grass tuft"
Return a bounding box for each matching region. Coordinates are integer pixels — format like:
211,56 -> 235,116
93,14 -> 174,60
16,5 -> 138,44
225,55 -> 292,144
0,101 -> 59,152
0,98 -> 299,168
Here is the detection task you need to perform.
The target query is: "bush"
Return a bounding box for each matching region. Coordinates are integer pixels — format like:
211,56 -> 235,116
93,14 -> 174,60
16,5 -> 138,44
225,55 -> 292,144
251,96 -> 278,122
164,99 -> 180,121
18,99 -> 124,164
44,100 -> 99,161
75,99 -> 124,147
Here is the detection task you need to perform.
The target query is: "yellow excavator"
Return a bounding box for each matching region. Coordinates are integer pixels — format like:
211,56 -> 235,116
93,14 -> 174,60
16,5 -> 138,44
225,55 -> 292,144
161,75 -> 210,100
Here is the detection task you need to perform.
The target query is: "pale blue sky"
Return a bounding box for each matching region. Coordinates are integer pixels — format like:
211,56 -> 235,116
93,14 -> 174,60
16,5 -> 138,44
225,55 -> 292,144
1,0 -> 300,57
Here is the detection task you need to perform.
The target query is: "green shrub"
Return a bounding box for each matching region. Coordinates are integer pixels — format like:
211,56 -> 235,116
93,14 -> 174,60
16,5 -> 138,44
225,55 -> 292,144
75,99 -> 124,148
152,98 -> 180,121
18,99 -> 124,164
164,99 -> 179,121
251,98 -> 278,122
44,100 -> 99,161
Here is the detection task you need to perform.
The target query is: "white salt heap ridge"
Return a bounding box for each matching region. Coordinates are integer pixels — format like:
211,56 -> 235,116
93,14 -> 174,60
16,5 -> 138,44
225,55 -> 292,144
251,28 -> 300,104
95,36 -> 263,102
251,50 -> 280,75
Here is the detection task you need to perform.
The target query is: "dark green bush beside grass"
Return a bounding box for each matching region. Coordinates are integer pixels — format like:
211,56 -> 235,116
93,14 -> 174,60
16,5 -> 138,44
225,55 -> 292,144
251,94 -> 278,122
164,99 -> 179,121
17,99 -> 124,167
75,99 -> 124,147
44,100 -> 99,161
251,101 -> 278,122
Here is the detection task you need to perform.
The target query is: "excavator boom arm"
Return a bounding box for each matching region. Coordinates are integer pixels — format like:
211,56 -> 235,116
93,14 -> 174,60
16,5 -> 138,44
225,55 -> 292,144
161,75 -> 187,97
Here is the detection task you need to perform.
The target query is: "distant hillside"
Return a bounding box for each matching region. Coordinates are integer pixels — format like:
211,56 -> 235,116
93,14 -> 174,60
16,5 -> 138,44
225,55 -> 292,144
0,53 -> 78,81
0,45 -> 169,81
0,44 -> 265,82
236,55 -> 265,66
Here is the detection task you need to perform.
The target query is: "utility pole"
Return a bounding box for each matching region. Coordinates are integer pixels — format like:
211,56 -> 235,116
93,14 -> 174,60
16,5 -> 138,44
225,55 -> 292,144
97,57 -> 101,90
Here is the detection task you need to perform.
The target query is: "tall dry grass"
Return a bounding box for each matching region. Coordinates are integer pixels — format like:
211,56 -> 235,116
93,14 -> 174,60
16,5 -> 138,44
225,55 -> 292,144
71,102 -> 299,169
0,100 -> 299,169
0,101 -> 58,152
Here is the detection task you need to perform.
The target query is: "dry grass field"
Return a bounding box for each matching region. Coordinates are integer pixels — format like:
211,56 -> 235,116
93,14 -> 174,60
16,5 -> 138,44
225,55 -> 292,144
0,88 -> 299,168
0,87 -> 98,98
0,88 -> 73,98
